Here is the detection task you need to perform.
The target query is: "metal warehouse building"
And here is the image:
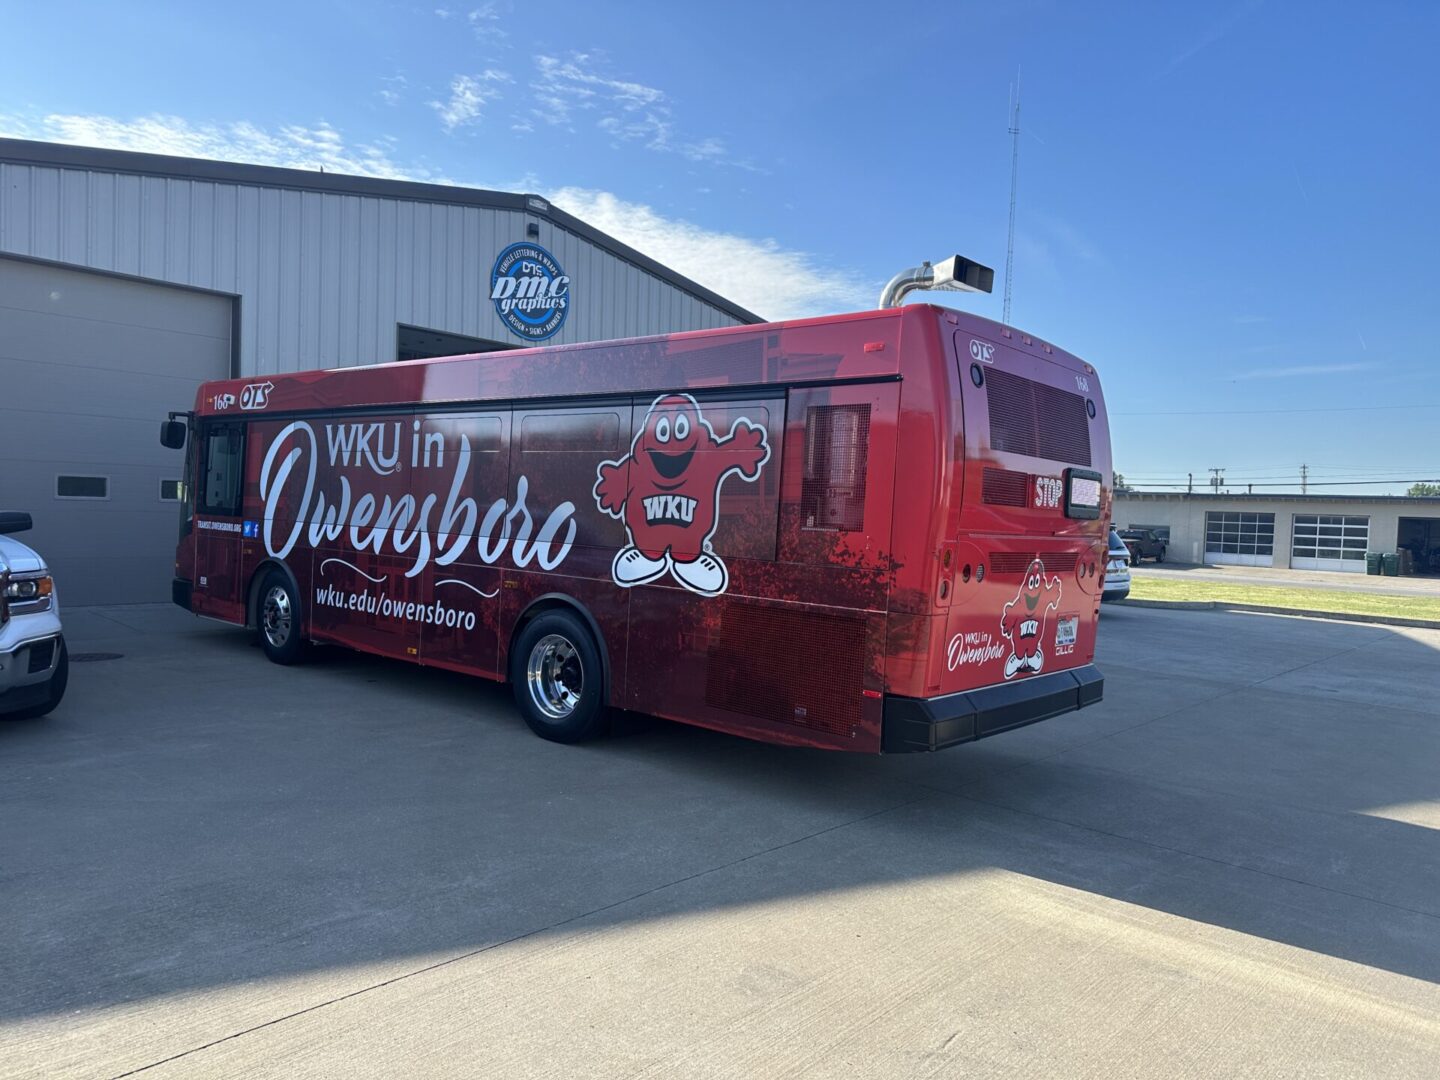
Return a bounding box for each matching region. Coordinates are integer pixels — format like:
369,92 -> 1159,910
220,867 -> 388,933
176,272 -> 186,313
1114,491 -> 1440,576
0,138 -> 758,605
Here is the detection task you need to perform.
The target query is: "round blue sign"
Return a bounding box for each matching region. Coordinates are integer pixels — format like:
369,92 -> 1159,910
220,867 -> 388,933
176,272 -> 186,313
490,242 -> 571,341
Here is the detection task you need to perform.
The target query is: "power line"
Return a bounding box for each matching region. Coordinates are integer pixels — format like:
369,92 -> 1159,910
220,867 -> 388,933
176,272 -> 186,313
1115,402 -> 1440,417
1132,478 -> 1440,489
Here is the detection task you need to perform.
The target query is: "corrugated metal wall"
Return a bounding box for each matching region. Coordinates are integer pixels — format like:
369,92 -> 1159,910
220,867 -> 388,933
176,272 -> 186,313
0,162 -> 739,376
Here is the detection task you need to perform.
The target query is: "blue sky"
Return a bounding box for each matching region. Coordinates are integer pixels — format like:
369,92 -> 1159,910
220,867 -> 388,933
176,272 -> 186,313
3,1 -> 1438,493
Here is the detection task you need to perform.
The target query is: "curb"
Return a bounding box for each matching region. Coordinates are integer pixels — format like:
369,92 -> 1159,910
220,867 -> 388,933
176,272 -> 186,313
1114,598 -> 1440,631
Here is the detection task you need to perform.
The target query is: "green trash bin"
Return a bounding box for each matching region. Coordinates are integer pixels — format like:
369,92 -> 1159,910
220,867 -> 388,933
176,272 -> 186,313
1382,552 -> 1400,577
1366,553 -> 1382,575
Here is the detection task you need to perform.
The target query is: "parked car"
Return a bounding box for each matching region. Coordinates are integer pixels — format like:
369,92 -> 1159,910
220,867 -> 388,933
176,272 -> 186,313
0,513 -> 68,719
1102,527 -> 1131,602
1120,528 -> 1167,564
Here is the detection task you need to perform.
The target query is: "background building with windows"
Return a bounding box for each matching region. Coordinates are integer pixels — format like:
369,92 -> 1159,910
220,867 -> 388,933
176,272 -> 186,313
1114,492 -> 1440,575
0,138 -> 760,604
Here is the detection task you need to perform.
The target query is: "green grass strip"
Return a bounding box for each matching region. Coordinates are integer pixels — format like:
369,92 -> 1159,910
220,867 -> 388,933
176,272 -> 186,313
1127,576 -> 1440,621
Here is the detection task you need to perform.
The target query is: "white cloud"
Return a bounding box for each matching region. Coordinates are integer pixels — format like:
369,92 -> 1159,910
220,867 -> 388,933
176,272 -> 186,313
467,2 -> 509,43
547,187 -> 872,320
529,52 -> 666,133
434,8 -> 453,19
0,111 -> 446,181
378,74 -> 407,107
523,52 -> 751,167
429,70 -> 510,131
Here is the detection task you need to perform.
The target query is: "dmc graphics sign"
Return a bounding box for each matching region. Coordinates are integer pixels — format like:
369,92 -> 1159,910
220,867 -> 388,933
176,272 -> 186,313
490,242 -> 570,341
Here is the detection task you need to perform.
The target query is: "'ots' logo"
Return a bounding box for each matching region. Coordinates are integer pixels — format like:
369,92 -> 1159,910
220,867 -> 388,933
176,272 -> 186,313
594,394 -> 769,597
240,382 -> 274,410
970,339 -> 995,363
491,242 -> 570,341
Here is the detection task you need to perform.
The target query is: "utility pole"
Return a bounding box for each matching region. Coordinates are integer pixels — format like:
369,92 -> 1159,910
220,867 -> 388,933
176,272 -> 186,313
1300,464 -> 1308,495
1003,71 -> 1021,325
1208,467 -> 1225,493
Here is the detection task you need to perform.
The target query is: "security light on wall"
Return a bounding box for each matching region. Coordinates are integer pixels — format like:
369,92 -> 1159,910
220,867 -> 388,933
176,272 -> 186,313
526,222 -> 541,239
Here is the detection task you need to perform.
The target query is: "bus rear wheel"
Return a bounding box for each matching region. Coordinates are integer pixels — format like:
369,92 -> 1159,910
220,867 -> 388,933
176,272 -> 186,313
510,610 -> 607,744
257,570 -> 306,666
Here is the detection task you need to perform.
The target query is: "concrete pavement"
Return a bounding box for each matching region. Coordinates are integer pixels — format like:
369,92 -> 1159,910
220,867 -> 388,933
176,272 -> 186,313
2,603 -> 1439,1077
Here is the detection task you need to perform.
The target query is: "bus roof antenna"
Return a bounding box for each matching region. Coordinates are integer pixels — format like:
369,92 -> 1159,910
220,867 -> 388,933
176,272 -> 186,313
879,256 -> 995,309
1003,70 -> 1021,325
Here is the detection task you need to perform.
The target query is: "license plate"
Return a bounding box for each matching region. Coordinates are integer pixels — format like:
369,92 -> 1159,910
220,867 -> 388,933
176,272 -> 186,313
1055,616 -> 1078,647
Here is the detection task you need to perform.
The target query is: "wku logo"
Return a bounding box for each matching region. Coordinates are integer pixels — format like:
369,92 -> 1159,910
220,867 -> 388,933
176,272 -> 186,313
594,393 -> 769,596
1000,558 -> 1062,679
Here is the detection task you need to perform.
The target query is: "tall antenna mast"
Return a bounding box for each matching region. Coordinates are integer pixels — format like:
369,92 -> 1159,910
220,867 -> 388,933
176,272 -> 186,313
1003,70 -> 1021,325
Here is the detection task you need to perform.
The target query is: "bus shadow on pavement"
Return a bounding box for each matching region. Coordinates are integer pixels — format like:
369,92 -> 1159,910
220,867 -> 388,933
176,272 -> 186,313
2,607 -> 1439,1023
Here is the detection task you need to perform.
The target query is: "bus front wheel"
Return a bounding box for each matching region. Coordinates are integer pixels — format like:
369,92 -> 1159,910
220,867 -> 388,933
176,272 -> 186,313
510,610 -> 608,744
257,570 -> 307,666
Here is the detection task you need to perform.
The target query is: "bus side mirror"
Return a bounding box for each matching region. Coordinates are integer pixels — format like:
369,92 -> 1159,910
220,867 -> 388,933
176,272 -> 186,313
160,420 -> 187,449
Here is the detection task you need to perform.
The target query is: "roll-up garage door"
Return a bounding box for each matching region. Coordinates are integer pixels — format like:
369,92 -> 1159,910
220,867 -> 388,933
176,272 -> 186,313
1291,514 -> 1369,573
0,257 -> 232,605
1204,511 -> 1275,567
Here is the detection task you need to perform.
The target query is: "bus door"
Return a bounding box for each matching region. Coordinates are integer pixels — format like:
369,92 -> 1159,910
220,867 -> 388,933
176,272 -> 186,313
192,421 -> 248,623
411,410 -> 511,679
302,411 -> 421,664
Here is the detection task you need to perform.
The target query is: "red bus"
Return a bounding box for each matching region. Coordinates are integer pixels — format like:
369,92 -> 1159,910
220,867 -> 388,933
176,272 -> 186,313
160,302 -> 1110,753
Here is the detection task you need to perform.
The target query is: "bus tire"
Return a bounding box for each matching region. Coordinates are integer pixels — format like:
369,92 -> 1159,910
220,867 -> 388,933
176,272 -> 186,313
510,610 -> 608,744
257,569 -> 306,666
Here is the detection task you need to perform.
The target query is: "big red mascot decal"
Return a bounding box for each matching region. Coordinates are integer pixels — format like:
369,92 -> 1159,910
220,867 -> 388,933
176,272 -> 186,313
1000,559 -> 1062,678
594,394 -> 770,596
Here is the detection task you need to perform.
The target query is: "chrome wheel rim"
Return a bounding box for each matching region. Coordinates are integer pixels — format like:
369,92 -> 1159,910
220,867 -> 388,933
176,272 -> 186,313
262,586 -> 292,649
526,634 -> 583,720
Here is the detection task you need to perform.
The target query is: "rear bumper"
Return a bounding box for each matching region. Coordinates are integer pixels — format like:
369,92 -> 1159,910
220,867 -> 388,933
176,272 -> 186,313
881,664 -> 1103,753
172,577 -> 192,612
1101,584 -> 1130,602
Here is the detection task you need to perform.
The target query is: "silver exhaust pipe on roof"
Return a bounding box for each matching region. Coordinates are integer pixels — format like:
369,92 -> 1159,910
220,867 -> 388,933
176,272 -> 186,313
879,255 -> 995,308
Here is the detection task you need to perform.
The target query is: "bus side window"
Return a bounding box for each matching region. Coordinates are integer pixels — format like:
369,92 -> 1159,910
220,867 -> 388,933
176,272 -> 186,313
778,384 -> 897,569
200,424 -> 245,516
801,403 -> 870,532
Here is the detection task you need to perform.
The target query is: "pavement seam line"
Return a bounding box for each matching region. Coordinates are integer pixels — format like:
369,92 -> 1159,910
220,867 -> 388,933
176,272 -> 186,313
108,792 -> 935,1079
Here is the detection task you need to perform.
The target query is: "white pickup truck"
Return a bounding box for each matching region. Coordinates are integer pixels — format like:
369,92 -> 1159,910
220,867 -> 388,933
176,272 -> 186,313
0,513 -> 67,718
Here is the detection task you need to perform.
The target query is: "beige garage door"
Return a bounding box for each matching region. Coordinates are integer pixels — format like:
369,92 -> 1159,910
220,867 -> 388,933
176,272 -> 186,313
0,257 -> 232,605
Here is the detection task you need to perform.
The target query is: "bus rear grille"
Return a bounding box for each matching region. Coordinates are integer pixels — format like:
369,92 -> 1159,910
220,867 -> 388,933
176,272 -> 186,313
982,467 -> 1029,506
986,368 -> 1092,466
989,551 -> 1079,575
706,602 -> 865,737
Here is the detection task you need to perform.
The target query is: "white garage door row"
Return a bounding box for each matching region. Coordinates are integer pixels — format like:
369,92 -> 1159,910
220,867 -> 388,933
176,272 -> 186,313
1202,510 -> 1371,573
0,256 -> 232,605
